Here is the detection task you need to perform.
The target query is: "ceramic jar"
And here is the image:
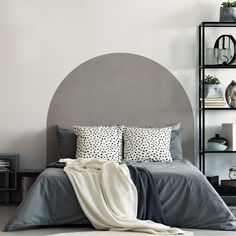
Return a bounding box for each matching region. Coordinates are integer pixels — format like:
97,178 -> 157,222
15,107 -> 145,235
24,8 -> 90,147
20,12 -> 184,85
207,134 -> 228,151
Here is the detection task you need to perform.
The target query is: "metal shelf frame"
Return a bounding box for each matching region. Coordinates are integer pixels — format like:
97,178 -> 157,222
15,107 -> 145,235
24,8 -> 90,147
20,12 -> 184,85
198,22 -> 236,175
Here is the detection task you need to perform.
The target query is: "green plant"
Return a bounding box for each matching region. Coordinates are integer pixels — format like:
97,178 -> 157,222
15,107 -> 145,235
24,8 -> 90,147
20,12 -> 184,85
203,75 -> 221,84
221,0 -> 236,7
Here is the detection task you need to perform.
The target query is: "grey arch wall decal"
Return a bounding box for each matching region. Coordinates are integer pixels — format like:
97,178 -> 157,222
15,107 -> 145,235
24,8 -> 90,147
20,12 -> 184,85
47,53 -> 194,164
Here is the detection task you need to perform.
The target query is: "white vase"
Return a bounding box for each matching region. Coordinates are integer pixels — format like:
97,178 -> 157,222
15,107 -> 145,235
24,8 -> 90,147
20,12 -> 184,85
204,84 -> 224,98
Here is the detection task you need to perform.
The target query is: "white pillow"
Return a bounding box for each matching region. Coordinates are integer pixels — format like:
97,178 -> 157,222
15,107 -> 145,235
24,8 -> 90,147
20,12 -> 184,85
123,126 -> 172,162
74,126 -> 123,163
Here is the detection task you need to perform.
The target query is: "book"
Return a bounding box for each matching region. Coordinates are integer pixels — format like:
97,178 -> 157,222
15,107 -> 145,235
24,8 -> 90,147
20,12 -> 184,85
200,98 -> 225,101
201,98 -> 227,107
222,123 -> 236,150
221,179 -> 236,188
201,103 -> 227,108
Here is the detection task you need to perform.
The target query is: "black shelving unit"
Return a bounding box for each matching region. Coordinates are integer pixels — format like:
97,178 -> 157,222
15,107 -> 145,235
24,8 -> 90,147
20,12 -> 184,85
199,22 -> 236,202
0,153 -> 44,205
0,154 -> 19,204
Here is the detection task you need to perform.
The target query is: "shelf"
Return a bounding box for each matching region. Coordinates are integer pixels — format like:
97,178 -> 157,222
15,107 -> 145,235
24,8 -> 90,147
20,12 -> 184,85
199,107 -> 236,110
198,21 -> 236,176
200,65 -> 236,69
200,150 -> 236,154
0,188 -> 17,191
200,21 -> 236,27
0,170 -> 17,173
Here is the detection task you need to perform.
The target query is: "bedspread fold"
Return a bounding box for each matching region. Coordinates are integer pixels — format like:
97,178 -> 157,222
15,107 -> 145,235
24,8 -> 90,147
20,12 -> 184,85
127,165 -> 166,224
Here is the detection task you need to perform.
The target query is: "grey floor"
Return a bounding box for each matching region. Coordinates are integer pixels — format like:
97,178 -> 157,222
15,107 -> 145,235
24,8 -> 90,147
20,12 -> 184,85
0,206 -> 236,236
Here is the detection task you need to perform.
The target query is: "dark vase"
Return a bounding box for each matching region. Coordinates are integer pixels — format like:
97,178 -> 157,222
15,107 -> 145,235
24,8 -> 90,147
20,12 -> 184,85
225,80 -> 236,108
207,134 -> 228,151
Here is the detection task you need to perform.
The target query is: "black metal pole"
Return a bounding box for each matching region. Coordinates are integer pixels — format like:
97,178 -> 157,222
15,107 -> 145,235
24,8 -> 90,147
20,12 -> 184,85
198,24 -> 202,172
202,23 -> 206,175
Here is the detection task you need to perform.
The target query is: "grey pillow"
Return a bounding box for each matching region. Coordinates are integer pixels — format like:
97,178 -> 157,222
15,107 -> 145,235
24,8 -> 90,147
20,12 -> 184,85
170,129 -> 183,160
56,126 -> 77,159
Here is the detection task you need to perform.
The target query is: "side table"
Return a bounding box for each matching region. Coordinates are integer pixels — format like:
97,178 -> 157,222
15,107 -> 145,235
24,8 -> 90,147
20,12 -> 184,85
0,153 -> 19,205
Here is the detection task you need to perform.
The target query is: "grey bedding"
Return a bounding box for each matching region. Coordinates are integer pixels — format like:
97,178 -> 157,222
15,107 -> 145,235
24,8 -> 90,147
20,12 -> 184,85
4,159 -> 236,231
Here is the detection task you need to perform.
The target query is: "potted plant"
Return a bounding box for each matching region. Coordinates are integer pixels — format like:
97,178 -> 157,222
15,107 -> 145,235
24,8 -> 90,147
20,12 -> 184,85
220,1 -> 236,22
203,75 -> 224,98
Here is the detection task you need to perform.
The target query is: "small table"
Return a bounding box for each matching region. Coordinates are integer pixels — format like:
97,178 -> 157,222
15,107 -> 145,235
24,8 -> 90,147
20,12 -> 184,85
0,169 -> 44,205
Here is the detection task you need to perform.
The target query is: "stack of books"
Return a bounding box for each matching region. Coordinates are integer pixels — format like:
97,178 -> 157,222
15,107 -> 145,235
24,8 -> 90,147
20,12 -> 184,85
201,98 -> 226,108
221,179 -> 236,188
0,159 -> 10,171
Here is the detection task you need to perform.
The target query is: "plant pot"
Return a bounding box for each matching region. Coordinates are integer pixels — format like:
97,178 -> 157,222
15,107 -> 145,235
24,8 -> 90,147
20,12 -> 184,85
204,84 -> 224,98
220,7 -> 236,22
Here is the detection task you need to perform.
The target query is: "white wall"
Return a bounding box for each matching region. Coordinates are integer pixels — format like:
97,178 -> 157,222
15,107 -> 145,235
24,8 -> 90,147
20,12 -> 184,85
0,0 -> 234,179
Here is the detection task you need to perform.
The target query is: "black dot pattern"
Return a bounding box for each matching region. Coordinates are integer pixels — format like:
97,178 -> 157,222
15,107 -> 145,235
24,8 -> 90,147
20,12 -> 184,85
123,126 -> 172,163
74,126 -> 123,162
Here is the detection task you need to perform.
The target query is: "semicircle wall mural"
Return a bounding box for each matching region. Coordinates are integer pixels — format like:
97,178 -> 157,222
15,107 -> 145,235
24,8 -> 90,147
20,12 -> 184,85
47,53 -> 194,164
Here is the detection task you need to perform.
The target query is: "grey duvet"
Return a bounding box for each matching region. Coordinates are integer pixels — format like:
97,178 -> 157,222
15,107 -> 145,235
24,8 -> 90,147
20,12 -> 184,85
4,159 -> 236,231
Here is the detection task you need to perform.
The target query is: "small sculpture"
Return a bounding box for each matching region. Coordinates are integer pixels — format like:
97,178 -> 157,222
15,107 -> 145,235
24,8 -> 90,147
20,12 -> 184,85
225,80 -> 236,108
207,134 -> 228,151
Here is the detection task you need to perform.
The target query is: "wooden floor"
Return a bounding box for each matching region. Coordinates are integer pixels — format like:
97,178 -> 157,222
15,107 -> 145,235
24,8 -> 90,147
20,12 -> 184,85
0,206 -> 236,236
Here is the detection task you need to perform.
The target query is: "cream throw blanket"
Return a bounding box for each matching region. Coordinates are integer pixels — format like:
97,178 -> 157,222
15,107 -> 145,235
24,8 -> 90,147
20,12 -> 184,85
64,159 -> 192,235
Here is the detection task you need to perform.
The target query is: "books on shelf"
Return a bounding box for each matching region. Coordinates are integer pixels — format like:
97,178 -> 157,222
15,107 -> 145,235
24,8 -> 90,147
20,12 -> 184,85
0,159 -> 10,171
200,98 -> 227,108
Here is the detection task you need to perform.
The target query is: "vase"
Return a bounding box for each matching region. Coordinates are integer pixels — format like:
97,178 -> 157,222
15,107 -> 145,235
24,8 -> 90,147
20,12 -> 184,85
225,80 -> 236,108
220,8 -> 236,22
207,134 -> 228,151
204,84 -> 224,98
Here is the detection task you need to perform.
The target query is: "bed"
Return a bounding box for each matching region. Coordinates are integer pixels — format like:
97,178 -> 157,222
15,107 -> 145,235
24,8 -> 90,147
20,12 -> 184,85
4,53 -> 236,232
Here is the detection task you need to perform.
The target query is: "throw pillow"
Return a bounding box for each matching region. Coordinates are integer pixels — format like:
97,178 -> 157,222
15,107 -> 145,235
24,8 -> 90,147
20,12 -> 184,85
74,126 -> 123,163
123,126 -> 172,162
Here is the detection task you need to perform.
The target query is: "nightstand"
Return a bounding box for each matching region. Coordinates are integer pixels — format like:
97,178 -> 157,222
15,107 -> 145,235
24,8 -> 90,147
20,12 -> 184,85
0,154 -> 19,205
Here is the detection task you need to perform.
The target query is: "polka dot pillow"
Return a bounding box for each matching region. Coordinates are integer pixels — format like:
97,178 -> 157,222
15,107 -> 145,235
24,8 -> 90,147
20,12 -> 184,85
123,126 -> 172,163
74,126 -> 123,163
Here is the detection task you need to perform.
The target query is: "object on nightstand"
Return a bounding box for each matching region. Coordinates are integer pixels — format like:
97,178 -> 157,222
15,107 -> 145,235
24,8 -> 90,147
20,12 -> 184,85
222,123 -> 236,150
206,176 -> 219,186
21,176 -> 37,200
229,167 -> 236,180
18,169 -> 44,201
220,167 -> 236,188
